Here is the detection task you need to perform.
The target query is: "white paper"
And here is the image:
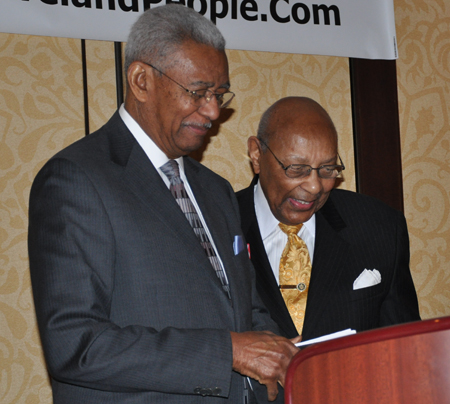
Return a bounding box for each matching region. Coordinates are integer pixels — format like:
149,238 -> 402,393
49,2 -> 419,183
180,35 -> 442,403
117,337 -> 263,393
295,328 -> 356,347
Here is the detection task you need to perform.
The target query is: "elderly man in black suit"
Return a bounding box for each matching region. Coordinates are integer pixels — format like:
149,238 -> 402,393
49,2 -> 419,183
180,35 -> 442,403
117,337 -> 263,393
236,96 -> 420,341
28,5 -> 299,404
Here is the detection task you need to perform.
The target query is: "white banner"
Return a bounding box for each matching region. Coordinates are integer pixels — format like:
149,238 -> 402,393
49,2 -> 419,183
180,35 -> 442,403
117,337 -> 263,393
1,0 -> 398,59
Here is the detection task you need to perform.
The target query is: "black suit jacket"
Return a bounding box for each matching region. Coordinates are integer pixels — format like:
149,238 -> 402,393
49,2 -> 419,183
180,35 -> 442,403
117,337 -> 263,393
28,113 -> 280,404
236,176 -> 420,341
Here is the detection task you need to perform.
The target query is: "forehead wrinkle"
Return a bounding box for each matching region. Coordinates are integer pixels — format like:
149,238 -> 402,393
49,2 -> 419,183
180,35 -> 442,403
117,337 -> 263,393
187,79 -> 230,89
278,134 -> 338,165
290,157 -> 337,166
282,154 -> 337,166
168,41 -> 230,90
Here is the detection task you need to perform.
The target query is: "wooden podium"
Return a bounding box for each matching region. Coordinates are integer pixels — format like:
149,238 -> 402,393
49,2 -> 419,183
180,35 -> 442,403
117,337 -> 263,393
285,316 -> 450,404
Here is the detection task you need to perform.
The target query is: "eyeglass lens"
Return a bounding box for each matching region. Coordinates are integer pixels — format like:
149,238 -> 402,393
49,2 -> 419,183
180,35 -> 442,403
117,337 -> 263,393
285,165 -> 342,179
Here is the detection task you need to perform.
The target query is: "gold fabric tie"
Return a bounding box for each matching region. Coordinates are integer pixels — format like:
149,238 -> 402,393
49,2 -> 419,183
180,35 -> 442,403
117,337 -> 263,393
278,223 -> 312,335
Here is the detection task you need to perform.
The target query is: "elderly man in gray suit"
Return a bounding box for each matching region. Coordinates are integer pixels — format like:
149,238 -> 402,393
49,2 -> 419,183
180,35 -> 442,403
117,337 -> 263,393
28,5 -> 298,404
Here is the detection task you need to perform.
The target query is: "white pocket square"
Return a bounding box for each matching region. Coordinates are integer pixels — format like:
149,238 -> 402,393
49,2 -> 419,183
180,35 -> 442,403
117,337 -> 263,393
353,269 -> 381,290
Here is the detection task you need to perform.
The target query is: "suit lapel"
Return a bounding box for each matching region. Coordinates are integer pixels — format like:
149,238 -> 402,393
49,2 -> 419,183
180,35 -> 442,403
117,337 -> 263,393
238,178 -> 298,338
183,157 -> 237,303
238,180 -> 351,339
106,115 -> 210,264
302,194 -> 350,339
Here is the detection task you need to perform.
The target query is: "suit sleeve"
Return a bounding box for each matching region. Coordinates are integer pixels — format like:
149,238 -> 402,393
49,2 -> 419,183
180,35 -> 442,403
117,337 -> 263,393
379,210 -> 421,325
28,158 -> 233,396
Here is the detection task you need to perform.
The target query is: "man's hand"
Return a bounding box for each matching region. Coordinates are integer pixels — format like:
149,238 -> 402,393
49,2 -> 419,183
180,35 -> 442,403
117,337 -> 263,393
230,331 -> 300,401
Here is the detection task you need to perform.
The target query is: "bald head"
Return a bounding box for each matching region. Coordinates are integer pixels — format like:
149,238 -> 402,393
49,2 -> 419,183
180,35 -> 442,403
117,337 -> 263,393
248,97 -> 342,225
257,97 -> 337,150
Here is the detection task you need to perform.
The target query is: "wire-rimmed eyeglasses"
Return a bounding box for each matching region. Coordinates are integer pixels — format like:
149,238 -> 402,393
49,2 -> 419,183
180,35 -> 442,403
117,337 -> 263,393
259,138 -> 345,179
142,62 -> 235,108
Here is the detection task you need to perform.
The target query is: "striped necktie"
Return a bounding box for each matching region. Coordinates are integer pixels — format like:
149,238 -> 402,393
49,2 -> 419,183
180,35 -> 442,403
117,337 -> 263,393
160,159 -> 231,299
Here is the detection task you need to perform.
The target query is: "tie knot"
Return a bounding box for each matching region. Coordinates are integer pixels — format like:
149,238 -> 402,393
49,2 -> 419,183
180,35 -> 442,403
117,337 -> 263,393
160,159 -> 180,182
279,222 -> 303,236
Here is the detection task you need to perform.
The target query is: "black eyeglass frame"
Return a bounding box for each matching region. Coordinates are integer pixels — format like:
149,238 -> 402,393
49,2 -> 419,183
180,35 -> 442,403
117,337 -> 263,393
259,138 -> 345,179
141,62 -> 235,108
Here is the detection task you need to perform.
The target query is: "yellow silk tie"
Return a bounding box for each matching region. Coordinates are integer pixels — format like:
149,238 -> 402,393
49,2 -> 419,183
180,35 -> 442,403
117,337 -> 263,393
278,223 -> 312,335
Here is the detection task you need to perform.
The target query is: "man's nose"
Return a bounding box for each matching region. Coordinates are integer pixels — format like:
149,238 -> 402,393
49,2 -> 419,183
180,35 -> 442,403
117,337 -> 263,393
299,170 -> 323,194
198,96 -> 221,121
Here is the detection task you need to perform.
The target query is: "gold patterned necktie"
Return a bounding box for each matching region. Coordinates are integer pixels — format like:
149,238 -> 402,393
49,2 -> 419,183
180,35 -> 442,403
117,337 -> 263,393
278,223 -> 312,335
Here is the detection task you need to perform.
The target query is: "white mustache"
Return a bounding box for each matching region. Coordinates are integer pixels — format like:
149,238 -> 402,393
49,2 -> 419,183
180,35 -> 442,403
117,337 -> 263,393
183,122 -> 212,130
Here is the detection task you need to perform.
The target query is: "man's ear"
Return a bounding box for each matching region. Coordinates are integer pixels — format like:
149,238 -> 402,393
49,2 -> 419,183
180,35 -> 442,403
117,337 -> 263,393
248,136 -> 262,174
127,61 -> 155,103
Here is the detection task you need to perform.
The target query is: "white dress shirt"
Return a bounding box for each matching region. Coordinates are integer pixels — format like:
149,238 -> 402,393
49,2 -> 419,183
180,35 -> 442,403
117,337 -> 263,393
119,105 -> 229,284
254,179 -> 315,284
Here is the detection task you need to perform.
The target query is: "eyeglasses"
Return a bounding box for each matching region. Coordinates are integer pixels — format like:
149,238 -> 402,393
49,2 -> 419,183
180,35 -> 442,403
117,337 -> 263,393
142,62 -> 235,108
259,139 -> 345,179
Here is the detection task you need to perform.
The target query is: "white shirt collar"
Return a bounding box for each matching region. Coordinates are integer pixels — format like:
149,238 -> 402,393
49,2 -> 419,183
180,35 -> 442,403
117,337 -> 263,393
118,104 -> 184,172
254,178 -> 315,240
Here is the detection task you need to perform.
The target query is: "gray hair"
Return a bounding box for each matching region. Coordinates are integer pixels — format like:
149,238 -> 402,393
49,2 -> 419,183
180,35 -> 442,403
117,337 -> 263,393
124,4 -> 226,74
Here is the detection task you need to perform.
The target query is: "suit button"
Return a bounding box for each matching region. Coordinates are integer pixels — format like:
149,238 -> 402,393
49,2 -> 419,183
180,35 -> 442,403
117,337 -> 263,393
200,388 -> 212,396
212,387 -> 222,396
194,387 -> 201,394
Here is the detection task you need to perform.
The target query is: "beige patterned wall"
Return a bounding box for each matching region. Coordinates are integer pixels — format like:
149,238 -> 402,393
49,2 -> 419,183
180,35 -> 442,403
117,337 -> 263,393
0,36 -> 85,404
396,0 -> 450,319
0,0 -> 449,402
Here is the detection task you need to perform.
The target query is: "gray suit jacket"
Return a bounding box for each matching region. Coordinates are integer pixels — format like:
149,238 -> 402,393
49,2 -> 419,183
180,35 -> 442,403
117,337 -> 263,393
236,176 -> 421,341
28,112 -> 280,404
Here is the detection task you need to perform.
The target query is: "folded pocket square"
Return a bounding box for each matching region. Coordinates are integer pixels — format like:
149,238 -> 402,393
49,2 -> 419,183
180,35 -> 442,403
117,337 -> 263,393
233,235 -> 245,255
353,269 -> 381,290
